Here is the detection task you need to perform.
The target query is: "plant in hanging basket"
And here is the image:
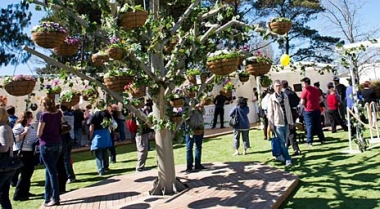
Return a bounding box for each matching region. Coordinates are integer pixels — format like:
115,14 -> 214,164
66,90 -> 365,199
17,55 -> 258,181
168,88 -> 185,108
124,78 -> 148,98
92,52 -> 109,66
269,17 -> 292,35
119,5 -> 148,30
245,52 -> 272,77
131,98 -> 145,109
206,50 -> 240,76
54,37 -> 80,56
104,68 -> 134,93
260,75 -> 273,88
238,70 -> 250,83
59,90 -> 81,107
3,75 -> 37,96
184,84 -> 198,98
82,88 -> 99,101
45,82 -> 62,100
186,68 -> 201,84
106,36 -> 126,60
201,96 -> 213,106
170,107 -> 183,123
31,21 -> 67,48
223,80 -> 234,98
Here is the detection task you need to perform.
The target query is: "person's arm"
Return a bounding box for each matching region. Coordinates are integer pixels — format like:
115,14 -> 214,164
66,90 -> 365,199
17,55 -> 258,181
0,126 -> 11,153
37,121 -> 45,138
300,90 -> 306,106
13,124 -> 29,142
89,124 -> 94,140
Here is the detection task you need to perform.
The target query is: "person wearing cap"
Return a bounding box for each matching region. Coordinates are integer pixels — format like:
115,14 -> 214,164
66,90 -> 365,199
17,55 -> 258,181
300,77 -> 326,146
333,77 -> 347,120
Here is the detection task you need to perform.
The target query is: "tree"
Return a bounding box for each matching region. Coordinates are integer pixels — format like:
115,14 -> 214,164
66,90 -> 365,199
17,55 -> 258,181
25,0 -> 279,195
248,0 -> 340,63
0,1 -> 33,67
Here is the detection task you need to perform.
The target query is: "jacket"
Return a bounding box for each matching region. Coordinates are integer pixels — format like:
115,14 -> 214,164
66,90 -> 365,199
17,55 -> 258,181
267,93 -> 294,127
229,105 -> 250,130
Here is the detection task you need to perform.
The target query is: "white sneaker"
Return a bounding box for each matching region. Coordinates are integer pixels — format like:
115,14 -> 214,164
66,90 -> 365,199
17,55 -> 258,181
286,160 -> 292,166
275,155 -> 285,162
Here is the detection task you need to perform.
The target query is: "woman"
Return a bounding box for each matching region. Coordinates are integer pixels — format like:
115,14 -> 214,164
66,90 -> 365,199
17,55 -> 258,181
88,101 -> 113,176
37,97 -> 63,207
267,80 -> 293,166
229,97 -> 250,156
0,107 -> 16,209
12,111 -> 37,201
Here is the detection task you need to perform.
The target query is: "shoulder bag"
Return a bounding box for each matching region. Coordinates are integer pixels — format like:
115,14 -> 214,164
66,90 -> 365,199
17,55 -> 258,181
229,107 -> 239,127
0,135 -> 24,172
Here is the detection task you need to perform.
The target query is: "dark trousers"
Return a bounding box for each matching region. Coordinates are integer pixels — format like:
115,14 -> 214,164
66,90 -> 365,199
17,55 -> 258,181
57,150 -> 67,193
186,134 -> 203,170
328,109 -> 347,132
262,116 -> 269,139
213,106 -> 224,128
286,110 -> 300,152
109,132 -> 116,163
0,170 -> 15,209
12,151 -> 35,199
304,110 -> 325,144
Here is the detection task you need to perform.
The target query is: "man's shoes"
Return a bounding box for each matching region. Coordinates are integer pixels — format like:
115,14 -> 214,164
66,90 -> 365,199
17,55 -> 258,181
306,143 -> 313,147
67,178 -> 77,184
285,160 -> 292,166
275,155 -> 285,162
136,168 -> 150,172
44,200 -> 60,207
233,151 -> 239,156
185,169 -> 192,174
195,165 -> 206,170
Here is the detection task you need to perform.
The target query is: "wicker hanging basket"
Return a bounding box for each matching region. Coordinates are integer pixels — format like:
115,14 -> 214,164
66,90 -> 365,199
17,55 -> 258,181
92,54 -> 109,66
106,47 -> 125,60
193,129 -> 204,135
82,90 -> 99,101
269,21 -> 292,35
206,57 -> 239,76
187,75 -> 197,84
186,91 -> 196,98
246,62 -> 271,77
4,80 -> 36,97
54,43 -> 79,56
170,115 -> 183,123
224,90 -> 232,98
201,98 -> 213,106
239,75 -> 250,83
61,94 -> 80,108
119,11 -> 148,30
32,32 -> 67,49
170,98 -> 184,108
104,76 -> 134,93
131,86 -> 146,98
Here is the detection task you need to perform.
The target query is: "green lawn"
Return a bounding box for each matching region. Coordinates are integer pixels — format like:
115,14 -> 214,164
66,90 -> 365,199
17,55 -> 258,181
10,129 -> 380,209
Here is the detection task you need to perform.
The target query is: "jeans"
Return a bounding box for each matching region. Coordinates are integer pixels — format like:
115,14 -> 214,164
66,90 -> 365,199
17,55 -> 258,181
186,134 -> 203,170
275,124 -> 291,161
63,144 -> 75,180
40,142 -> 62,203
233,129 -> 250,149
116,118 -> 126,141
303,110 -> 325,144
94,149 -> 109,175
74,129 -> 83,146
0,170 -> 15,209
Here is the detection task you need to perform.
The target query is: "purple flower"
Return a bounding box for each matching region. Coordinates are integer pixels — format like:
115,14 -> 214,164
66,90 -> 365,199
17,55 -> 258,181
109,36 -> 120,44
46,85 -> 52,89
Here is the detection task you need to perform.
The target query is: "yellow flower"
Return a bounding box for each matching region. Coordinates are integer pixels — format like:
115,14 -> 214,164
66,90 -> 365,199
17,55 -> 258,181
121,39 -> 126,44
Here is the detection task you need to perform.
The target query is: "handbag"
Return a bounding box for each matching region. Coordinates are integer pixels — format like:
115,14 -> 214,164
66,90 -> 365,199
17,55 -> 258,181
271,133 -> 282,157
0,135 -> 24,172
229,107 -> 239,127
60,121 -> 72,135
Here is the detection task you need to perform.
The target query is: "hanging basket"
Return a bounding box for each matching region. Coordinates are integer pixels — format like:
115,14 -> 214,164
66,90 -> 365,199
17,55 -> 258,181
170,98 -> 184,108
170,115 -> 183,123
32,32 -> 67,49
46,90 -> 61,101
269,21 -> 292,35
246,62 -> 271,77
193,129 -> 204,135
54,43 -> 79,56
187,75 -> 197,84
224,90 -> 232,98
92,54 -> 109,66
119,11 -> 148,30
104,76 -> 134,93
239,75 -> 250,83
61,94 -> 80,108
201,98 -> 213,106
186,91 -> 196,98
4,80 -> 36,97
206,58 -> 239,76
106,47 -> 125,60
82,91 -> 99,101
131,86 -> 146,98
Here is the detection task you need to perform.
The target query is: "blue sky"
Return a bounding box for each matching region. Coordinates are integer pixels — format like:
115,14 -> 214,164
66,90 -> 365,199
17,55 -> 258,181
1,0 -> 380,76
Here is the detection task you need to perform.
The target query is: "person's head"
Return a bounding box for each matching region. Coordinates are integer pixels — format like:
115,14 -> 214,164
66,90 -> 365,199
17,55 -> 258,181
300,77 -> 311,87
363,81 -> 371,88
40,97 -> 57,112
73,104 -> 80,110
0,107 -> 9,125
313,82 -> 320,88
219,90 -> 225,95
267,85 -> 275,94
16,111 -> 33,127
333,76 -> 340,84
327,82 -> 334,89
6,105 -> 15,116
86,104 -> 92,110
273,80 -> 282,93
60,105 -> 69,112
253,87 -> 257,92
281,80 -> 289,89
238,97 -> 248,107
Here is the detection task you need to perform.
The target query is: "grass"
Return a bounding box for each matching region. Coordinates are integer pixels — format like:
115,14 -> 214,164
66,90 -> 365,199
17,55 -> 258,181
9,128 -> 380,209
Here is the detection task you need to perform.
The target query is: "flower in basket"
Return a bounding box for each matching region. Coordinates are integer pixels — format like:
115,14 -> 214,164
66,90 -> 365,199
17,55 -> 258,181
3,75 -> 36,85
207,50 -> 240,62
59,90 -> 81,103
45,85 -> 62,94
184,84 -> 199,92
244,51 -> 272,65
260,75 -> 273,87
186,68 -> 201,76
239,70 -> 250,77
269,17 -> 291,23
0,96 -> 8,107
168,88 -> 185,100
223,81 -> 234,91
82,88 -> 98,98
119,4 -> 145,13
32,21 -> 67,34
64,37 -> 80,46
173,107 -> 183,117
108,36 -> 125,49
105,68 -> 134,79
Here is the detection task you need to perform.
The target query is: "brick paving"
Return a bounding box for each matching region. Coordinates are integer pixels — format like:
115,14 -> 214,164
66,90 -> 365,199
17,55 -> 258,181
40,125 -> 299,209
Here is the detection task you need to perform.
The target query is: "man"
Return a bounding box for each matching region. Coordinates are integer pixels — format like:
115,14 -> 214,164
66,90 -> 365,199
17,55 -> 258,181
252,88 -> 259,123
6,105 -> 18,128
333,77 -> 347,120
300,77 -> 325,146
73,104 -> 84,147
282,80 -> 301,155
212,90 -> 229,129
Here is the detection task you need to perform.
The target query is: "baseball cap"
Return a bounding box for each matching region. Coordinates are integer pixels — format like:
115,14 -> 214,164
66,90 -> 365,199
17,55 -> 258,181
300,77 -> 310,84
333,77 -> 340,81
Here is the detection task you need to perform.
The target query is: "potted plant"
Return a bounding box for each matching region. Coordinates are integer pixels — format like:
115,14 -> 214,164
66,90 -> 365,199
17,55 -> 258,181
171,107 -> 183,123
184,84 -> 198,98
223,80 -> 234,98
104,68 -> 134,93
3,75 -> 37,96
82,88 -> 99,101
185,68 -> 201,84
168,88 -> 185,108
245,51 -> 272,76
119,5 -> 148,30
269,17 -> 292,35
91,51 -> 109,66
54,37 -> 80,56
31,21 -> 67,48
260,75 -> 272,87
238,70 -> 250,83
131,98 -> 144,109
206,50 -> 240,76
106,36 -> 125,60
45,81 -> 62,100
59,90 -> 81,107
124,78 -> 149,98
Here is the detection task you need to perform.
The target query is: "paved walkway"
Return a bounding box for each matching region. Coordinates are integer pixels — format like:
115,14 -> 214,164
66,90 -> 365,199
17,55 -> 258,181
40,162 -> 298,209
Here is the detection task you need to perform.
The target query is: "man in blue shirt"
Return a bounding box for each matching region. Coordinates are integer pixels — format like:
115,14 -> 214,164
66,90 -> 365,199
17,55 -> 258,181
6,105 -> 18,128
